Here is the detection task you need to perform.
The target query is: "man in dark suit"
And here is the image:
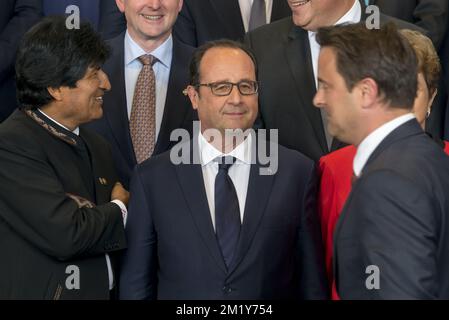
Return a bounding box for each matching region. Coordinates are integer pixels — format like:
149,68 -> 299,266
314,22 -> 449,299
367,0 -> 448,49
0,0 -> 42,122
98,0 -> 291,45
173,0 -> 292,47
245,0 -> 422,161
119,40 -> 328,299
0,16 -> 128,299
86,0 -> 196,189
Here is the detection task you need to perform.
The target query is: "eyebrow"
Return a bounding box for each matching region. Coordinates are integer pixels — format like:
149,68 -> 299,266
207,78 -> 256,83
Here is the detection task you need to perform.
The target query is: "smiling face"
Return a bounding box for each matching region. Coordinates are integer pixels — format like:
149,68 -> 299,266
50,66 -> 111,129
287,0 -> 354,31
187,47 -> 258,136
116,0 -> 183,50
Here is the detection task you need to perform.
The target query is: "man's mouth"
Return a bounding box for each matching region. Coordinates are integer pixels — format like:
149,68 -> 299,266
290,0 -> 311,7
94,96 -> 103,103
140,14 -> 163,21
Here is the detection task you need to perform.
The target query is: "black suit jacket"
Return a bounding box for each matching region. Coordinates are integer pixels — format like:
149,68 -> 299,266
369,0 -> 448,49
0,109 -> 127,299
85,33 -> 196,189
97,0 -> 291,45
0,0 -> 42,122
98,0 -> 124,39
119,139 -> 328,299
173,0 -> 291,47
245,10 -> 422,161
334,119 -> 449,299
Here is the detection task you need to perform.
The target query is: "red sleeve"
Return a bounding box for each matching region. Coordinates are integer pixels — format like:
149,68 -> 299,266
318,146 -> 357,299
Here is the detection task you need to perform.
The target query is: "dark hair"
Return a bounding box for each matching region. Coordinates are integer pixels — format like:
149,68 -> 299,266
189,39 -> 258,86
16,16 -> 111,108
316,22 -> 418,109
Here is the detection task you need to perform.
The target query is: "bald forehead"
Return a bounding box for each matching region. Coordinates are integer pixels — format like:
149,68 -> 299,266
198,47 -> 256,81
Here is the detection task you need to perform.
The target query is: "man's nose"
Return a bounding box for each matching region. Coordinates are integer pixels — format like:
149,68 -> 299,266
226,84 -> 243,104
99,69 -> 111,91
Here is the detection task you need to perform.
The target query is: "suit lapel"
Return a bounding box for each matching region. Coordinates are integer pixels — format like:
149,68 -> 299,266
228,139 -> 276,274
174,141 -> 227,273
154,40 -> 192,155
209,0 -> 245,39
271,0 -> 292,21
103,33 -> 137,168
284,26 -> 328,153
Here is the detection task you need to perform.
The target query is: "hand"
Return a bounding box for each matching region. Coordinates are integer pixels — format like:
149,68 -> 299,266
111,182 -> 129,206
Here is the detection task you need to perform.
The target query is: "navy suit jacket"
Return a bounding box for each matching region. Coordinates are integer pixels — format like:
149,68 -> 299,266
0,0 -> 42,122
369,0 -> 448,49
334,119 -> 449,299
173,0 -> 291,47
119,139 -> 328,299
98,0 -> 291,45
85,33 -> 196,189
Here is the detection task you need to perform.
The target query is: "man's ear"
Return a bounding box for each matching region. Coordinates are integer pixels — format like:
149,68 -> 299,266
186,85 -> 199,110
428,88 -> 438,110
115,0 -> 126,13
358,78 -> 379,109
47,87 -> 64,101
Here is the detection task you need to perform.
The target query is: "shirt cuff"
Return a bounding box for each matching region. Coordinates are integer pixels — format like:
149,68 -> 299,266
111,200 -> 128,227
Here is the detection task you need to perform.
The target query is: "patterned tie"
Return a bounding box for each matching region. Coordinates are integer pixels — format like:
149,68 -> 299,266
214,156 -> 241,270
130,54 -> 157,164
248,0 -> 266,31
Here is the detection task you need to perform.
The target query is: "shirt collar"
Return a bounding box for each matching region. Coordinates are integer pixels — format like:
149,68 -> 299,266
308,0 -> 361,41
334,0 -> 362,26
37,108 -> 79,136
198,130 -> 253,167
353,113 -> 416,176
124,30 -> 173,68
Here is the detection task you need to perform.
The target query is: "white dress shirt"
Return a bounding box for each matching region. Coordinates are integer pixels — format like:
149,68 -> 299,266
198,131 -> 252,230
239,0 -> 273,32
353,113 -> 416,176
309,0 -> 362,88
124,31 -> 172,153
38,109 -> 128,290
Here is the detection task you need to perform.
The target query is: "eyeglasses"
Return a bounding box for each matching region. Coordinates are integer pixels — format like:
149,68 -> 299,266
196,80 -> 259,96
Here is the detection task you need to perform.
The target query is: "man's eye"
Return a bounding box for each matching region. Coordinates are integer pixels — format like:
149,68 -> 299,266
213,83 -> 230,91
239,82 -> 252,90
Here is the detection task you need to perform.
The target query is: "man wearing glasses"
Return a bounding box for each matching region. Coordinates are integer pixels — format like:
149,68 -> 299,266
119,39 -> 328,300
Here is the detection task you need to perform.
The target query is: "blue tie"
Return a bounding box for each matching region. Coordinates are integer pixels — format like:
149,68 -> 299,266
214,156 -> 241,269
364,0 -> 370,5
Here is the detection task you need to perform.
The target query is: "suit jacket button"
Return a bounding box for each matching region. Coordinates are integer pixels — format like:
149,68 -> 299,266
222,286 -> 232,294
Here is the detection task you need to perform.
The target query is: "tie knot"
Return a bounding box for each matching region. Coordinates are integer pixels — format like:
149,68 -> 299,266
138,54 -> 155,66
216,156 -> 236,172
